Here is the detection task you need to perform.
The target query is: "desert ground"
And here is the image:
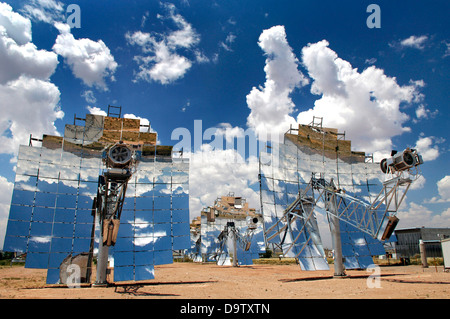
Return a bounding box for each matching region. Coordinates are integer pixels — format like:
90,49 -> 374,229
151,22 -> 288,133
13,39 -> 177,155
0,262 -> 449,299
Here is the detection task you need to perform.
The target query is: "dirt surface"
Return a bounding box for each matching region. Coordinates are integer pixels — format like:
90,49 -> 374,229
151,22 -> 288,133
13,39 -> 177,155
0,263 -> 449,299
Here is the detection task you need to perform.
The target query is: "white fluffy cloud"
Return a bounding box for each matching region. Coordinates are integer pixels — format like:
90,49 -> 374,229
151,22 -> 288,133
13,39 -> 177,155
409,174 -> 426,190
0,3 -> 58,84
0,76 -> 63,154
246,25 -> 309,139
0,3 -> 32,44
53,23 -> 117,90
297,39 -> 424,156
414,136 -> 440,161
0,3 -> 63,156
129,38 -> 192,84
126,3 -> 200,84
436,175 -> 450,202
425,175 -> 450,204
87,106 -> 107,116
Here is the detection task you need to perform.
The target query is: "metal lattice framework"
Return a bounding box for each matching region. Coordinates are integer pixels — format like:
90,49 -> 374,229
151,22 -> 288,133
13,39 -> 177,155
265,173 -> 417,260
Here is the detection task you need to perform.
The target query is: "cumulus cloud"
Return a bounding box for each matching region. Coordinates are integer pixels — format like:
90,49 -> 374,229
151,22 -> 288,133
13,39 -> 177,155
0,76 -> 63,154
297,39 -> 424,156
0,3 -> 63,156
0,3 -> 32,45
126,3 -> 200,84
246,25 -> 309,139
53,23 -> 117,90
437,176 -> 450,200
163,3 -> 199,48
409,174 -> 426,190
415,104 -> 427,120
0,3 -> 58,84
193,49 -> 210,63
414,136 -> 440,161
424,175 -> 450,204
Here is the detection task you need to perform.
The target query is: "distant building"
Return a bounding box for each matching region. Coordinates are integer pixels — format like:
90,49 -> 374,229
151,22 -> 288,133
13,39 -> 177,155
394,227 -> 450,258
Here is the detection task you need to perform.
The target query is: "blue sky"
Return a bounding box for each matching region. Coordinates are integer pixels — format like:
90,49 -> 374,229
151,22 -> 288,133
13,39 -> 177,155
0,0 -> 449,249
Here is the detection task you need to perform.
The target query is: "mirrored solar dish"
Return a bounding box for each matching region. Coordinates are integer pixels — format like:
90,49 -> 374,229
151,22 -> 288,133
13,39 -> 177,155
260,142 -> 329,270
339,221 -> 379,270
259,123 -> 394,271
200,212 -> 264,266
3,111 -> 190,284
235,222 -> 265,266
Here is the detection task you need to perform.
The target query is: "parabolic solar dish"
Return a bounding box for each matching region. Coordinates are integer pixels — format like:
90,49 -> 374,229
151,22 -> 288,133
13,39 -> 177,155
3,110 -> 190,284
199,194 -> 265,266
259,120 -> 401,271
200,215 -> 264,266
